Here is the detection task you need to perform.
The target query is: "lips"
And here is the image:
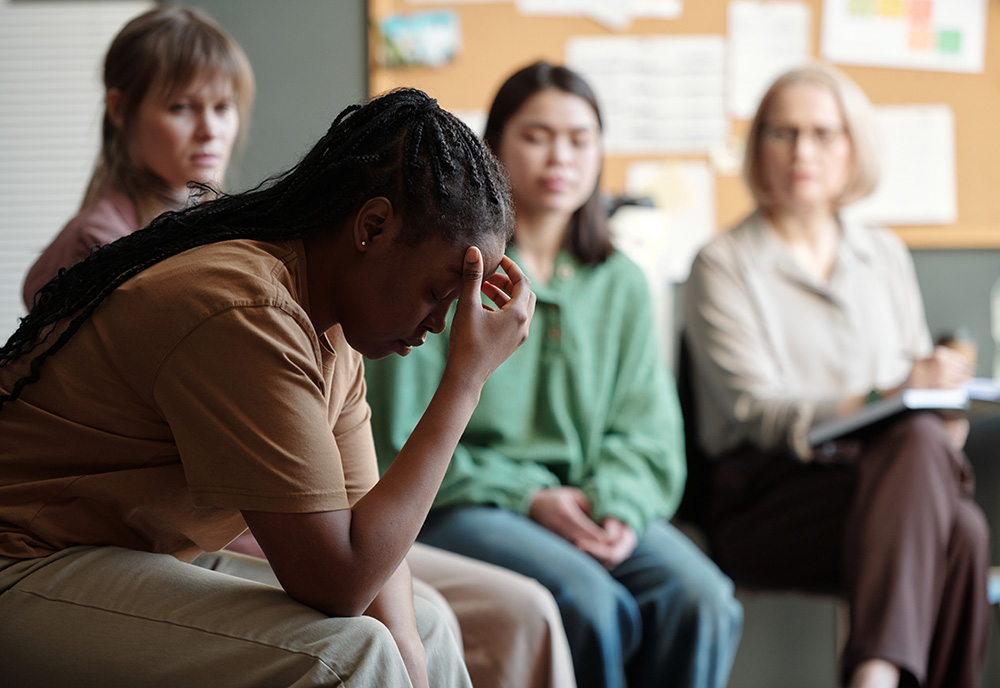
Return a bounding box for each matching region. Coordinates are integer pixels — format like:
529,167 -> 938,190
191,153 -> 222,168
540,177 -> 573,192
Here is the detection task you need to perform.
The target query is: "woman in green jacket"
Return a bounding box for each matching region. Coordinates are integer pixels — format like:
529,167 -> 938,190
365,62 -> 742,688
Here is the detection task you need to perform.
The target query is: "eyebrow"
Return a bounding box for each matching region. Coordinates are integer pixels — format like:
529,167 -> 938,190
519,120 -> 596,134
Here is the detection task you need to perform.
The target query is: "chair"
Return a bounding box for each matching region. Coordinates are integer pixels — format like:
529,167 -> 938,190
673,333 -> 713,529
674,331 -> 848,680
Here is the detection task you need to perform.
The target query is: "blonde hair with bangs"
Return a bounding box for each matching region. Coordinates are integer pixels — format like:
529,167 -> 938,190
743,62 -> 880,211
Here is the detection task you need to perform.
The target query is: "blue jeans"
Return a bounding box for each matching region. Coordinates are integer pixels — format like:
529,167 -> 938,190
419,507 -> 743,688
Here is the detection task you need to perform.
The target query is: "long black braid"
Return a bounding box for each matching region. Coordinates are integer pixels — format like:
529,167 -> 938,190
0,88 -> 513,411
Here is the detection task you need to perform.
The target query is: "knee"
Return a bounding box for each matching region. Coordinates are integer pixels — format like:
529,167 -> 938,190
556,566 -> 640,639
413,594 -> 462,653
316,616 -> 412,685
953,500 -> 991,570
884,413 -> 953,459
412,576 -> 463,651
488,573 -> 565,636
870,413 -> 963,486
655,567 -> 743,637
413,596 -> 472,687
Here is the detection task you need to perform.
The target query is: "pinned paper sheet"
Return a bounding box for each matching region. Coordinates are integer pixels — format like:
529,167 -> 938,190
610,161 -> 715,363
516,0 -> 681,31
451,109 -> 488,139
727,1 -> 811,119
821,0 -> 987,73
567,35 -> 726,154
614,160 -> 716,283
842,104 -> 956,226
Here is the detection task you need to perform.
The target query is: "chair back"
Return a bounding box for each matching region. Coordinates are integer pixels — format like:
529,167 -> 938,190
675,332 -> 712,528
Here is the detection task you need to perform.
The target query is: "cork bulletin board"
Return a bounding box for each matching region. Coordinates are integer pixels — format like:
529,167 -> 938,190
368,0 -> 1000,249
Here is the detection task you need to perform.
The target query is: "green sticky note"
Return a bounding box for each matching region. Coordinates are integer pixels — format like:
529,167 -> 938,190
850,0 -> 873,14
938,30 -> 962,54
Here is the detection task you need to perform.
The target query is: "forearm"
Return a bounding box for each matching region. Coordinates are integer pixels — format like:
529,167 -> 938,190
243,373 -> 483,618
365,561 -> 429,688
345,369 -> 482,587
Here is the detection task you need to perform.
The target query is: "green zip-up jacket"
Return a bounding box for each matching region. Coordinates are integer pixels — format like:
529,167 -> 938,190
364,246 -> 686,538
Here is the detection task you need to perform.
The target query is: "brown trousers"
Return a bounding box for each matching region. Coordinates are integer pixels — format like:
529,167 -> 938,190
706,412 -> 990,688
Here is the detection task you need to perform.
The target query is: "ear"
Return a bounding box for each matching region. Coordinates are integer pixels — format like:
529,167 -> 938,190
106,89 -> 125,129
353,197 -> 396,252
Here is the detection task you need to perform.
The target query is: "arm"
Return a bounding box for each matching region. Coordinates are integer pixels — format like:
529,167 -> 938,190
364,560 -> 429,688
366,296 -> 561,517
246,249 -> 534,617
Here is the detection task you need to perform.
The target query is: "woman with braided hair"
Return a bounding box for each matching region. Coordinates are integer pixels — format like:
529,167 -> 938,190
0,87 -> 535,688
22,5 -> 254,308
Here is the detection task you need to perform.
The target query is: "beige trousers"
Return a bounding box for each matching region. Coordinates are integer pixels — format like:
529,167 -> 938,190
221,535 -> 577,688
405,543 -> 577,688
0,545 -> 470,687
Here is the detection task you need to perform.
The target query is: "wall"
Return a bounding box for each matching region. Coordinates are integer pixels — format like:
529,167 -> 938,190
370,0 -> 1000,250
188,0 -> 369,192
913,250 -> 1000,378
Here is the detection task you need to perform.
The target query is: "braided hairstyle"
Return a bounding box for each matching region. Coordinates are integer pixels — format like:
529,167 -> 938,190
0,88 -> 513,411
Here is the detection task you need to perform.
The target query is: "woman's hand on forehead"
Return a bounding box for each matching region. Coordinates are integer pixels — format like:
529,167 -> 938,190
446,249 -> 535,385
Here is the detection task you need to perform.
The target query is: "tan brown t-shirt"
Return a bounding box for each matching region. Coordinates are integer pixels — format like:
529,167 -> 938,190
0,239 -> 378,561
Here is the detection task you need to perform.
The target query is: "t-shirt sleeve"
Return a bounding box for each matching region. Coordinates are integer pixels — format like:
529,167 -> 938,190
331,349 -> 380,508
151,304 -> 354,513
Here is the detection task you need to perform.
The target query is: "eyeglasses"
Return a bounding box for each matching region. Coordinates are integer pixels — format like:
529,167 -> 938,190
761,125 -> 845,148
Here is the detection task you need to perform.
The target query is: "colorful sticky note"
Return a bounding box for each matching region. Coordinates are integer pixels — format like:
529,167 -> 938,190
938,29 -> 962,55
909,0 -> 933,26
849,0 -> 874,15
877,0 -> 905,18
908,28 -> 933,52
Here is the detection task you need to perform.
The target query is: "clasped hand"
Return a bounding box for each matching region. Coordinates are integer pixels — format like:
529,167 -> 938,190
529,486 -> 638,570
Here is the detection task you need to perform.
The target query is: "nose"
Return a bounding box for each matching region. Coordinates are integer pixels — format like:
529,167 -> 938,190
549,135 -> 573,165
423,301 -> 451,335
793,130 -> 818,158
195,108 -> 218,141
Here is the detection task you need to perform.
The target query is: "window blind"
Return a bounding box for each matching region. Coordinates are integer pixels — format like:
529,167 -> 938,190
0,0 -> 153,342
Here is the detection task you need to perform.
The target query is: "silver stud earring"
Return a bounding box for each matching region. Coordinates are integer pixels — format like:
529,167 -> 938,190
361,240 -> 367,247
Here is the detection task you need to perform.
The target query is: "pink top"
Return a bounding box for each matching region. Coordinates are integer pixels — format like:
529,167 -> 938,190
22,187 -> 139,308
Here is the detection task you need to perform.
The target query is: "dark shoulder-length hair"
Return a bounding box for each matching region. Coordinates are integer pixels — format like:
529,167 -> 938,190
484,61 -> 612,265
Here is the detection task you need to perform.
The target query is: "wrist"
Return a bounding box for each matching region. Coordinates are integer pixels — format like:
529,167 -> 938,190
436,364 -> 483,408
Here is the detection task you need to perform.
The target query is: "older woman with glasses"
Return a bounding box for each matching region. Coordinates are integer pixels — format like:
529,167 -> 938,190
683,63 -> 990,688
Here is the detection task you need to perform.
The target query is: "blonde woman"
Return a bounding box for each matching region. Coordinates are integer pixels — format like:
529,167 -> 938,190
684,63 -> 989,688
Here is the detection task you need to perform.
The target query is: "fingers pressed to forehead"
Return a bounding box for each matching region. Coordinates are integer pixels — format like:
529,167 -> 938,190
498,255 -> 529,283
498,257 -> 533,303
484,272 -> 513,294
481,280 -> 511,310
481,280 -> 511,298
